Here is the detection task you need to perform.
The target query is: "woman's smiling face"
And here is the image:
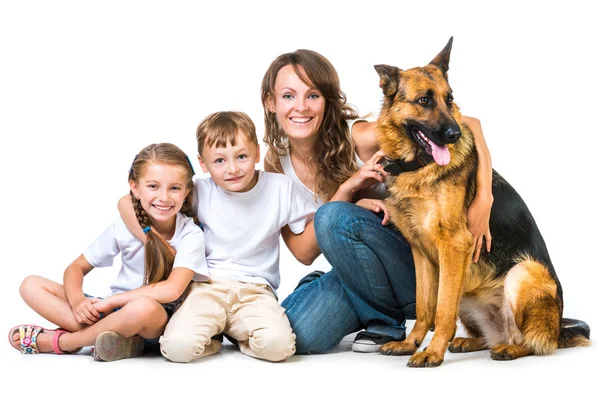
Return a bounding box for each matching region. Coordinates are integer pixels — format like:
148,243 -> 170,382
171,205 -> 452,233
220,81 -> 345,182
269,64 -> 326,142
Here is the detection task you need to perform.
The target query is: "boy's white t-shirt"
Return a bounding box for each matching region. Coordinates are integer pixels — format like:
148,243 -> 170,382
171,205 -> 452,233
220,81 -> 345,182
83,213 -> 209,296
194,171 -> 316,290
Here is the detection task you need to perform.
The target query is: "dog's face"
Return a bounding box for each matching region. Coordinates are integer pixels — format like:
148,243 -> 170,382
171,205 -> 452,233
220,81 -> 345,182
375,38 -> 463,166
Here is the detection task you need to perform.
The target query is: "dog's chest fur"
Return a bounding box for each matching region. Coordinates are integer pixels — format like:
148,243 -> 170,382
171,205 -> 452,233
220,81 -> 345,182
384,134 -> 478,265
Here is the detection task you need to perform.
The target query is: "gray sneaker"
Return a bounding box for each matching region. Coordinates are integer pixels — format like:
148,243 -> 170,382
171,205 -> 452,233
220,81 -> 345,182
93,331 -> 145,362
352,331 -> 405,353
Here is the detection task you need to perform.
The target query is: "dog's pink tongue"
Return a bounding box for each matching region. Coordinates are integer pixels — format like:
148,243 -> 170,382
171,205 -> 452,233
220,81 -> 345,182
431,141 -> 450,166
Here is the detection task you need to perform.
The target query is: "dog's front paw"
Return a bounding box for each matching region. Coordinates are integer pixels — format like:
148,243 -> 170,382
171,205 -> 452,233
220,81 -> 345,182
407,349 -> 445,368
379,341 -> 418,356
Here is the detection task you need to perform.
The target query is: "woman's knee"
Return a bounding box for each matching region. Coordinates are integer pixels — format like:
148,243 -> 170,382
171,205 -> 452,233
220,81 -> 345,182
315,202 -> 354,233
315,202 -> 360,249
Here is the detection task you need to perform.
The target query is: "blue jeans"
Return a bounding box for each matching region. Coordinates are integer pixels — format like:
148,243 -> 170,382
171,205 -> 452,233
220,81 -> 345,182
282,201 -> 416,354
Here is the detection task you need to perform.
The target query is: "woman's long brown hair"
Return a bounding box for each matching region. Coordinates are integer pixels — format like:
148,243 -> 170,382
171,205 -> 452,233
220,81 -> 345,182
261,49 -> 358,201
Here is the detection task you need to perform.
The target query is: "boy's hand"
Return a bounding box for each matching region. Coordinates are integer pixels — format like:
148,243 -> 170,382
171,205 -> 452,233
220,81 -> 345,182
72,296 -> 101,325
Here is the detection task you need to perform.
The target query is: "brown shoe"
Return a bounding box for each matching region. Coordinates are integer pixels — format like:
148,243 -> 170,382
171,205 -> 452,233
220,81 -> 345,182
93,331 -> 144,362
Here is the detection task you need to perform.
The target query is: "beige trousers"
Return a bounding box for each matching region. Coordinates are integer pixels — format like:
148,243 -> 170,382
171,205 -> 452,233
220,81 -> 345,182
159,276 -> 296,363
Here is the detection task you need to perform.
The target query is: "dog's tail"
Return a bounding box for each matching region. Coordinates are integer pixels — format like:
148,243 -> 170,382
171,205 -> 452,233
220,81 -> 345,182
558,318 -> 591,348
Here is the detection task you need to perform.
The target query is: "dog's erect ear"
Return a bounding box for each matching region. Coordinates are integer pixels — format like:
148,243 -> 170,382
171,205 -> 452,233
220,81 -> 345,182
374,64 -> 401,97
430,36 -> 453,74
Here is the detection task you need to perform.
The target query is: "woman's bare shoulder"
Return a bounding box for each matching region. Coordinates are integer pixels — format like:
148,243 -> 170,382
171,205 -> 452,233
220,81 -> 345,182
352,121 -> 379,162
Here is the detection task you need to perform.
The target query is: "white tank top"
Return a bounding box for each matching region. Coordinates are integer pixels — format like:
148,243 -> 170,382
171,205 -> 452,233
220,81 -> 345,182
278,118 -> 387,203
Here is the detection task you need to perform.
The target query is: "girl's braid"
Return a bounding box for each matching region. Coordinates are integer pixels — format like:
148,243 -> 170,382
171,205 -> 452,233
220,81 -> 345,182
131,192 -> 151,230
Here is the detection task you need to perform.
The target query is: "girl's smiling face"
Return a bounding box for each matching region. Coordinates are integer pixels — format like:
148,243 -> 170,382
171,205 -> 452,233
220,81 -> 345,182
269,64 -> 326,143
129,162 -> 190,229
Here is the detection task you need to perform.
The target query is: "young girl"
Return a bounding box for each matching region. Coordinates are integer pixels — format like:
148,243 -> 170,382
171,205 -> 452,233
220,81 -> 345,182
8,143 -> 208,361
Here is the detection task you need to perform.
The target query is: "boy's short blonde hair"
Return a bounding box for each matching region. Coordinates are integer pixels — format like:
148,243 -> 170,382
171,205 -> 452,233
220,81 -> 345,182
196,111 -> 258,156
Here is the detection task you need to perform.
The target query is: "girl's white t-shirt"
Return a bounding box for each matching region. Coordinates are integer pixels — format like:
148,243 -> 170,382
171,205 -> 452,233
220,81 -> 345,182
83,213 -> 208,296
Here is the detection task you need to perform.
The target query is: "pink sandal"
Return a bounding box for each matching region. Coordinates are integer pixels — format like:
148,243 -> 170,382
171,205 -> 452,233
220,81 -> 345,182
8,325 -> 80,354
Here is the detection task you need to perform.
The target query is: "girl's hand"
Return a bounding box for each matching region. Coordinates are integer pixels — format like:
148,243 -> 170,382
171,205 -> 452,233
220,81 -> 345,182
72,296 -> 101,325
467,192 -> 493,263
93,297 -> 117,314
356,198 -> 390,225
339,150 -> 389,199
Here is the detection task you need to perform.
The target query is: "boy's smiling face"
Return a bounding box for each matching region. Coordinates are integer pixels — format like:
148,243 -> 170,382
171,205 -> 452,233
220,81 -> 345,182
198,130 -> 260,193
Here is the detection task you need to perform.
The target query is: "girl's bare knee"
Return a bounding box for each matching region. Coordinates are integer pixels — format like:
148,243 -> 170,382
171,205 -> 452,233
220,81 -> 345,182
19,275 -> 45,301
126,296 -> 164,322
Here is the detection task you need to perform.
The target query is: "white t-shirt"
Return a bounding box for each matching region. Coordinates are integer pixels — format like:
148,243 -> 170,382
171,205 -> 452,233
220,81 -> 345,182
84,213 -> 209,296
194,171 -> 316,290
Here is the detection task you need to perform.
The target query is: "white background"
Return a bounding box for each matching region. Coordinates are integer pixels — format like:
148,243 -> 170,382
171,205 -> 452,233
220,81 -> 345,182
1,1 -> 598,410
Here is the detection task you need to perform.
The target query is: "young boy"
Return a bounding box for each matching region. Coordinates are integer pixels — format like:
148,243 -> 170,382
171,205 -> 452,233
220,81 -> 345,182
119,111 -> 318,362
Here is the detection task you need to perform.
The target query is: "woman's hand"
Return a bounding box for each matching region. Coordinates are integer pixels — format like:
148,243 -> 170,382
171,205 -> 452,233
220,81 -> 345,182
356,198 -> 390,225
71,296 -> 101,325
467,192 -> 493,263
332,150 -> 388,202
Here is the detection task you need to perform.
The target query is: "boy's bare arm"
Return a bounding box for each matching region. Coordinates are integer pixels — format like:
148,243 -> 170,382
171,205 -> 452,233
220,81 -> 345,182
118,194 -> 146,242
281,220 -> 321,266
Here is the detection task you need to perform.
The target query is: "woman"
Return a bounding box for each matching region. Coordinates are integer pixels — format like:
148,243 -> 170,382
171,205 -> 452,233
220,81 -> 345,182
261,50 -> 493,354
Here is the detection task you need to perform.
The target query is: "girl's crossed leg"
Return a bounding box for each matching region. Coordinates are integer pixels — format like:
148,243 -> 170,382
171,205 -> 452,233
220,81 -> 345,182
12,275 -> 168,354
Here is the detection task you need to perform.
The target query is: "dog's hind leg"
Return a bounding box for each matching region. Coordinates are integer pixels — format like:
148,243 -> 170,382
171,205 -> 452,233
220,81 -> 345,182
449,308 -> 487,353
448,337 -> 487,353
380,248 -> 437,356
450,294 -> 488,353
490,259 -> 560,360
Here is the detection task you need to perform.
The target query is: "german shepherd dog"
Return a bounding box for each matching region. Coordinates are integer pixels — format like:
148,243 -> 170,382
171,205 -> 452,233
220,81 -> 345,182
375,38 -> 590,367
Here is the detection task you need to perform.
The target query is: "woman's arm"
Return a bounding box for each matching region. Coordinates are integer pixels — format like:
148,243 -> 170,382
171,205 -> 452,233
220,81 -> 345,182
352,121 -> 380,161
118,195 -> 146,242
281,221 -> 321,265
330,149 -> 388,202
330,121 -> 387,202
93,267 -> 194,312
463,116 -> 494,263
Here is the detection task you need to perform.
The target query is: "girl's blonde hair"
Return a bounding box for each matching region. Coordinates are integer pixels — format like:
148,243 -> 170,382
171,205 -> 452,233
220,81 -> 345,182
261,49 -> 358,201
128,143 -> 197,285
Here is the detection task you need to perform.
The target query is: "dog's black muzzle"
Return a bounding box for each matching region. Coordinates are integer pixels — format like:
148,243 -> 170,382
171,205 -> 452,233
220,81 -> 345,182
441,125 -> 461,144
424,120 -> 461,146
